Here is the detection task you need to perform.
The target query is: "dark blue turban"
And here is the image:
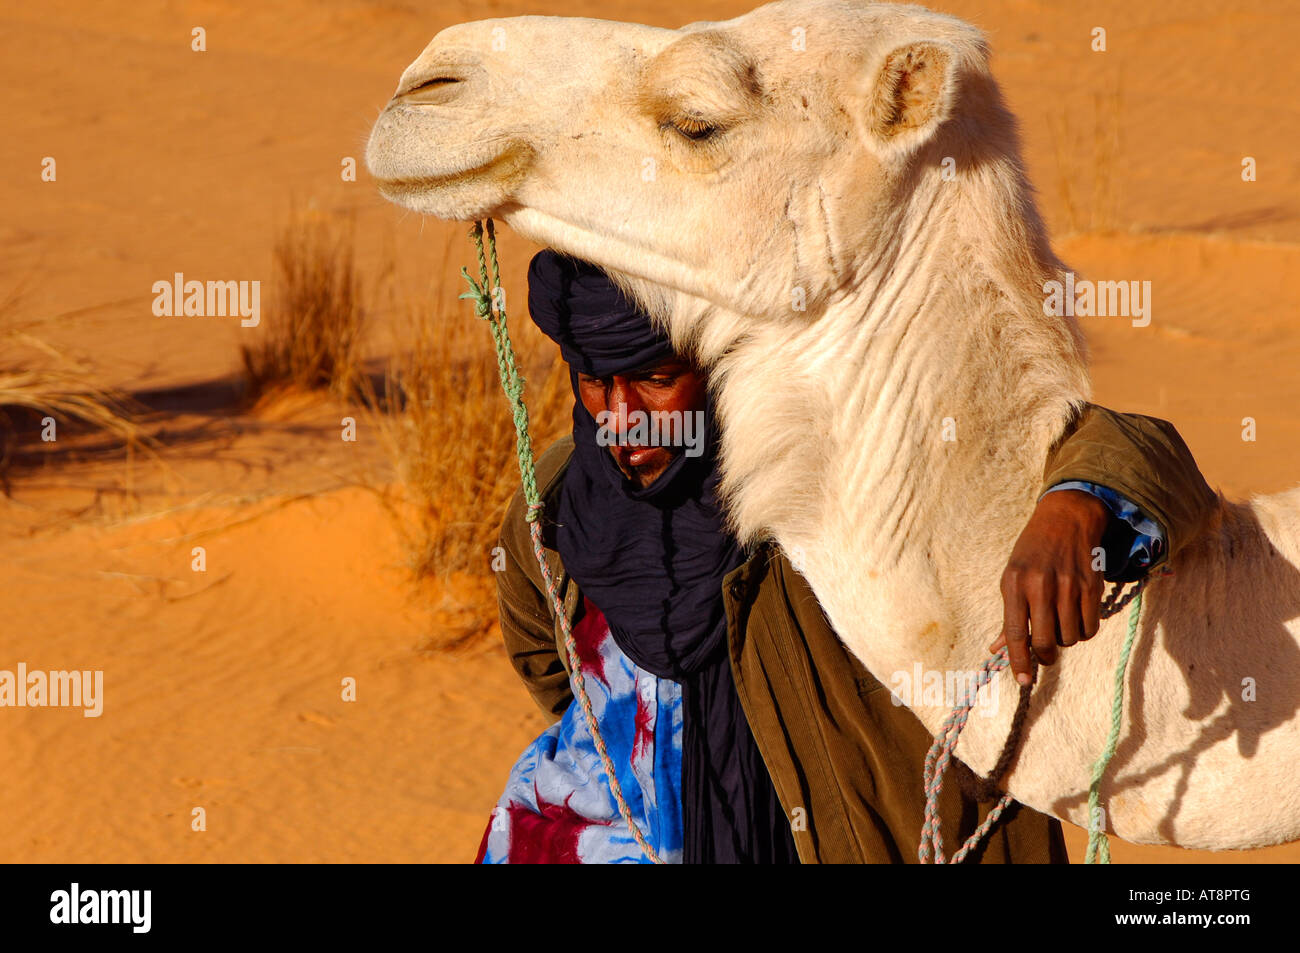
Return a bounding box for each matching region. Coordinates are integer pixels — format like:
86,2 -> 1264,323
524,248 -> 798,865
526,249 -> 674,377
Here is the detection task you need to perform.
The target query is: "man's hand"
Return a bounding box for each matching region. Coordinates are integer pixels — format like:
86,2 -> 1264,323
989,489 -> 1112,686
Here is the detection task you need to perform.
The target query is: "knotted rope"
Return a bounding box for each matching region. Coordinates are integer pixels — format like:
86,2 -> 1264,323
459,220 -> 663,864
919,577 -> 1147,864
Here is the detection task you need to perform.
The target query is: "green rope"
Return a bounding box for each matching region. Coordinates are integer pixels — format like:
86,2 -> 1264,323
458,220 -> 540,517
1085,580 -> 1147,864
920,577 -> 1148,864
458,220 -> 663,864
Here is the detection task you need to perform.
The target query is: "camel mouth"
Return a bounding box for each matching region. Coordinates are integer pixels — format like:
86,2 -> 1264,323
370,139 -> 536,206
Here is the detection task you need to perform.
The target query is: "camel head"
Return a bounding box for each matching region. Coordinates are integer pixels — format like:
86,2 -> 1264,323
367,0 -> 1038,357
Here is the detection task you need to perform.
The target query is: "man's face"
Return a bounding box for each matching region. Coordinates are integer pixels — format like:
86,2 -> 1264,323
576,357 -> 708,488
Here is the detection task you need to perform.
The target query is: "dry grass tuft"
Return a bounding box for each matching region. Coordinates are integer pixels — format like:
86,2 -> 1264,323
239,216 -> 572,648
374,298 -> 570,592
0,302 -> 143,484
241,210 -> 366,401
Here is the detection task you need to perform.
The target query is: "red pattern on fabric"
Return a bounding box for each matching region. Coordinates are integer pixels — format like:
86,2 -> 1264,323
506,794 -> 608,864
633,686 -> 654,760
571,597 -> 610,686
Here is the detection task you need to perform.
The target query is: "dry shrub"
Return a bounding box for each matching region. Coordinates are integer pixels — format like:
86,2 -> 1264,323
377,300 -> 571,591
241,210 -> 365,401
0,303 -> 142,483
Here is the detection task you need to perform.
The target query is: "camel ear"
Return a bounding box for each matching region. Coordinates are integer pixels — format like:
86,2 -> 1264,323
862,41 -> 955,155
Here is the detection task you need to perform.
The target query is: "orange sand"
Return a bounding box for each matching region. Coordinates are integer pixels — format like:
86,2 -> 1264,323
1,0 -> 1296,863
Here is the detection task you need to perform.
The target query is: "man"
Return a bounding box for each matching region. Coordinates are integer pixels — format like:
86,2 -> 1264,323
476,250 -> 1216,864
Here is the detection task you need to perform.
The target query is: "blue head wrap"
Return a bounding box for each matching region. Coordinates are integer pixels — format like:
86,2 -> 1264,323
524,248 -> 798,864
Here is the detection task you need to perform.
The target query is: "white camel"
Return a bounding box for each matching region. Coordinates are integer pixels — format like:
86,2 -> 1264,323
366,0 -> 1300,850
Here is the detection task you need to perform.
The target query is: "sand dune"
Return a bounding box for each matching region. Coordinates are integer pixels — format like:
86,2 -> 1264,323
1,0 -> 1297,863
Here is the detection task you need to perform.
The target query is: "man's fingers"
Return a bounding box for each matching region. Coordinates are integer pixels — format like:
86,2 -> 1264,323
1080,571 -> 1103,640
1060,603 -> 1088,652
1056,578 -> 1081,648
1028,581 -> 1059,666
999,590 -> 1034,686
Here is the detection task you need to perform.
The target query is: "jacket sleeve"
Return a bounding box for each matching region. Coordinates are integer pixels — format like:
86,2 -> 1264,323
1040,403 -> 1220,560
494,438 -> 578,724
495,488 -> 574,723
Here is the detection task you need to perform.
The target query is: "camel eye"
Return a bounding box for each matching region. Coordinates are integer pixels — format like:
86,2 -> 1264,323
666,116 -> 722,142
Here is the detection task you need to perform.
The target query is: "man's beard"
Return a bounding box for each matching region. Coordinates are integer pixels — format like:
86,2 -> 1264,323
612,447 -> 676,488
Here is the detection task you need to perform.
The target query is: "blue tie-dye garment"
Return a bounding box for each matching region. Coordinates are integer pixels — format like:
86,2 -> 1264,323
477,597 -> 684,864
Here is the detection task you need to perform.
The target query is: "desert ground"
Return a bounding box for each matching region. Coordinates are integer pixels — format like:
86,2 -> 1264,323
1,0 -> 1297,863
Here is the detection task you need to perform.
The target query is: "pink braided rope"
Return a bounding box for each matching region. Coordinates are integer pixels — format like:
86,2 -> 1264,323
918,650 -> 1011,863
527,505 -> 664,864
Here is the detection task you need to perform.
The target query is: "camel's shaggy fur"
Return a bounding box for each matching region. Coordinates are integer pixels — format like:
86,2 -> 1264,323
366,0 -> 1300,849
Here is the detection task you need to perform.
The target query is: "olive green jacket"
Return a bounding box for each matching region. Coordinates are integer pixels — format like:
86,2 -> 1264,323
493,404 -> 1217,863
